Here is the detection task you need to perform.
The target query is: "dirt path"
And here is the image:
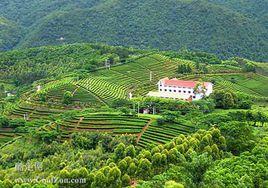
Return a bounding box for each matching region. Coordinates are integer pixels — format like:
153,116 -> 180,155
136,118 -> 153,143
76,117 -> 84,130
72,86 -> 80,95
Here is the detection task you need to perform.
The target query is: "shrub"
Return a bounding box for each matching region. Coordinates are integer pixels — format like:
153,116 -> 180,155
0,116 -> 9,128
63,91 -> 73,105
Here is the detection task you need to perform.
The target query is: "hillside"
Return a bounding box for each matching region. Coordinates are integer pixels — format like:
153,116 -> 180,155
210,0 -> 268,26
0,0 -> 267,61
0,43 -> 268,187
0,17 -> 21,51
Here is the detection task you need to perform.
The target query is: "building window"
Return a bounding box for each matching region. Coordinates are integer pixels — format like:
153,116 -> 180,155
169,89 -> 172,92
164,89 -> 167,91
193,96 -> 196,99
174,90 -> 176,92
183,91 -> 186,93
160,89 -> 162,91
188,91 -> 191,93
179,90 -> 181,93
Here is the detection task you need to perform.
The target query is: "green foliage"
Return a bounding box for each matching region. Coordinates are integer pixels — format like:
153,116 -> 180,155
1,0 -> 267,61
243,62 -> 257,72
162,111 -> 181,123
0,43 -> 135,85
164,181 -> 184,188
219,121 -> 255,155
62,91 -> 73,105
30,130 -> 60,144
0,116 -> 26,128
211,89 -> 253,109
37,91 -> 47,102
177,63 -> 193,74
167,50 -> 221,64
211,90 -> 237,109
71,132 -> 132,153
0,125 -> 266,187
0,115 -> 9,128
0,16 -> 21,51
204,136 -> 268,187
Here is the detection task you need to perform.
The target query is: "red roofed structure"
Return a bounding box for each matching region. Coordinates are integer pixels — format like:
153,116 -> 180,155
147,77 -> 213,101
160,77 -> 210,88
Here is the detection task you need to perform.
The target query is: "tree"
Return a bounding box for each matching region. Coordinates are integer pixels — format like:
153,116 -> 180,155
125,145 -> 136,158
137,158 -> 152,179
152,152 -> 162,172
38,91 -> 47,102
0,116 -> 9,128
211,90 -> 236,109
118,159 -> 128,174
177,63 -> 193,74
122,174 -> 131,187
9,119 -> 26,128
127,162 -> 137,176
220,122 -> 255,155
114,143 -> 126,161
91,171 -> 107,188
188,153 -> 213,185
164,181 -> 184,188
163,111 -> 181,123
84,59 -> 99,72
243,62 -> 256,72
107,167 -> 122,188
256,111 -> 268,126
63,91 -> 73,105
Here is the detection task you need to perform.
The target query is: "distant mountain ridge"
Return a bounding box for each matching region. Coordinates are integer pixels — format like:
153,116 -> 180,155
0,0 -> 267,61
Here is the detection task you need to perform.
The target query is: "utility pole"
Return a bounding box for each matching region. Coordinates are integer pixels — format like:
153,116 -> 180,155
105,59 -> 111,70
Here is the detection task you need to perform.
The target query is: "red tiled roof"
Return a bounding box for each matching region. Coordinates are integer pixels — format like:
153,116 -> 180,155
160,78 -> 210,88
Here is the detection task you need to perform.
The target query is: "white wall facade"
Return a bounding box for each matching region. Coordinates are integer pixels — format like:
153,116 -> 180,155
151,80 -> 213,101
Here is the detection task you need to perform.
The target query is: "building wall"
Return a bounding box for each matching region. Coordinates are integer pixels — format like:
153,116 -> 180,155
205,83 -> 213,96
157,81 -> 212,100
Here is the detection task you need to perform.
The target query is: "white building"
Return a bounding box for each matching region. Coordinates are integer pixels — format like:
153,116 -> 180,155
147,77 -> 213,101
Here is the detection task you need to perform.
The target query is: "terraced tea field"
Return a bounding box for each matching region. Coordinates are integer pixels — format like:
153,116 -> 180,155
27,53 -> 262,109
41,113 -> 194,147
44,83 -> 104,107
208,73 -> 268,98
43,113 -> 151,139
88,54 -> 183,96
10,104 -> 64,120
75,76 -> 128,105
137,121 -> 195,147
0,127 -> 30,146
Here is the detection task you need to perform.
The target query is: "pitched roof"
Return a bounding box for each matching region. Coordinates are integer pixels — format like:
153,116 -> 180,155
160,78 -> 211,88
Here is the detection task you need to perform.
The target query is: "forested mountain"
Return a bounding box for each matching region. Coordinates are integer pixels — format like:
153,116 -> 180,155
0,0 -> 267,61
0,16 -> 21,51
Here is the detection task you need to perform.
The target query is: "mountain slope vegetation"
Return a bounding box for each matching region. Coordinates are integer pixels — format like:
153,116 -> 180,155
0,17 -> 21,51
0,0 -> 267,61
0,43 -> 267,187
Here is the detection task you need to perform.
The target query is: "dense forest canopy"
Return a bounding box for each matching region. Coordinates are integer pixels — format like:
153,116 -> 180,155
0,0 -> 267,61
